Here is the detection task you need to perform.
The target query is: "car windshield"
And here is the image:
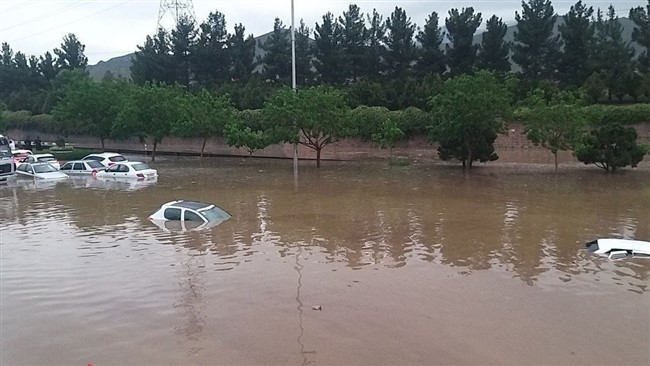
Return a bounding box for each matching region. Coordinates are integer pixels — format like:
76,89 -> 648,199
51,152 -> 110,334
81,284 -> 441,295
200,206 -> 231,223
33,164 -> 57,173
109,156 -> 127,162
131,163 -> 151,171
86,161 -> 104,169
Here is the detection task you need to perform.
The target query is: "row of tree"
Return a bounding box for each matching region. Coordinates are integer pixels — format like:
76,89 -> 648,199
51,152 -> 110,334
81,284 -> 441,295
21,70 -> 638,171
2,0 -> 650,115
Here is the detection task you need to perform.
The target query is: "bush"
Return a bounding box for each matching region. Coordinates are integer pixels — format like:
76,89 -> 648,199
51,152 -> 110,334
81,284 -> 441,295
583,104 -> 650,126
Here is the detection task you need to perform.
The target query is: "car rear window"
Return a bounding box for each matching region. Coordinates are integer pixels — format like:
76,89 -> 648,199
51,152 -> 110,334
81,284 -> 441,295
109,155 -> 127,162
86,161 -> 104,169
131,163 -> 151,171
83,156 -> 102,161
33,164 -> 57,173
38,157 -> 56,162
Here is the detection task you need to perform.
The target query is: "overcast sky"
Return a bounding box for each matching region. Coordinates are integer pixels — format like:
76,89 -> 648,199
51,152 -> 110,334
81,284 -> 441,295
0,0 -> 644,64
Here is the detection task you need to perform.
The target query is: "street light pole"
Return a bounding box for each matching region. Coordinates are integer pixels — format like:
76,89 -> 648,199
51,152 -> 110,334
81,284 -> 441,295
291,0 -> 298,181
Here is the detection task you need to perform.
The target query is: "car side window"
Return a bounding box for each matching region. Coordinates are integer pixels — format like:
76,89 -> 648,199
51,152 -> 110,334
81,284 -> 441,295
184,211 -> 204,222
17,164 -> 26,172
164,208 -> 182,220
118,165 -> 130,173
60,163 -> 72,170
27,156 -> 35,163
106,165 -> 120,172
73,163 -> 85,170
27,166 -> 34,174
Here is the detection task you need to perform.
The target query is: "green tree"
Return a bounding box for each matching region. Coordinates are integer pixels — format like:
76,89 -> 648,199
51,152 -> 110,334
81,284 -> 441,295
54,33 -> 88,71
384,6 -> 416,76
416,12 -> 446,76
229,23 -> 256,81
372,118 -> 404,159
42,68 -> 90,114
170,15 -> 197,87
575,124 -> 646,172
512,0 -> 560,82
113,83 -> 186,161
295,19 -> 315,85
224,110 -> 274,157
258,18 -> 291,85
53,79 -> 129,149
630,0 -> 650,72
365,9 -> 387,78
590,6 -> 636,101
478,15 -> 511,73
445,7 -> 482,75
429,71 -> 511,169
39,51 -> 58,81
314,12 -> 343,84
338,4 -> 367,81
558,1 -> 594,87
516,90 -> 586,171
131,29 -> 176,85
172,89 -> 236,158
263,87 -> 352,167
194,11 -> 230,87
350,105 -> 390,140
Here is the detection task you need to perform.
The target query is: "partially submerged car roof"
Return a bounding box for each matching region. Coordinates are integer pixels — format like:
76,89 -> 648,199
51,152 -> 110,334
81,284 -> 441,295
167,200 -> 214,211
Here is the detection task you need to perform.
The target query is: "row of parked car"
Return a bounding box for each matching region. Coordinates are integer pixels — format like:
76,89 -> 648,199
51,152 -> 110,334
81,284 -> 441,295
12,151 -> 158,180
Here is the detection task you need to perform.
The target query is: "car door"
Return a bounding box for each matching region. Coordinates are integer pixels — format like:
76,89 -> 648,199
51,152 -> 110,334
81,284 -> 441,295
73,162 -> 86,175
60,162 -> 73,173
118,164 -> 130,177
104,164 -> 120,177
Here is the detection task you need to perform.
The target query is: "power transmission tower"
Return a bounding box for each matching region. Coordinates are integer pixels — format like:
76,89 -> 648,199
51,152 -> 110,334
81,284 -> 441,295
157,0 -> 197,31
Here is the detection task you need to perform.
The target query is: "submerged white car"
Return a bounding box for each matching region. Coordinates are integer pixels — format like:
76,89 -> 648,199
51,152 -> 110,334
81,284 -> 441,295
82,152 -> 127,167
149,200 -> 231,232
15,162 -> 68,179
23,153 -> 60,170
95,162 -> 157,180
60,160 -> 107,175
586,238 -> 650,260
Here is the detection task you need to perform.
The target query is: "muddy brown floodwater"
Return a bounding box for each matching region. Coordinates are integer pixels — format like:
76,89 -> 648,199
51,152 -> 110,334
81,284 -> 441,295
1,157 -> 649,366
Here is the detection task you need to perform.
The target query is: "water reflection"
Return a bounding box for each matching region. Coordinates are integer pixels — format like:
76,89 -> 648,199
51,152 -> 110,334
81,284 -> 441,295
1,161 -> 649,289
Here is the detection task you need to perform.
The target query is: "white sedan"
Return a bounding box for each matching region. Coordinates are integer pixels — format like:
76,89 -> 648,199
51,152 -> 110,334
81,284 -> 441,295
15,163 -> 68,179
23,153 -> 60,170
60,160 -> 107,175
95,161 -> 157,180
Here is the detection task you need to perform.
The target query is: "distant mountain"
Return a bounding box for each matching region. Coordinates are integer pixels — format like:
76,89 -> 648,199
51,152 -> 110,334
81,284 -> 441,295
87,17 -> 645,81
87,53 -> 134,81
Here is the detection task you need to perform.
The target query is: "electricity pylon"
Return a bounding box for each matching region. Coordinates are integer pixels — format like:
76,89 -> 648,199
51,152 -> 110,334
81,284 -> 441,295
157,0 -> 197,31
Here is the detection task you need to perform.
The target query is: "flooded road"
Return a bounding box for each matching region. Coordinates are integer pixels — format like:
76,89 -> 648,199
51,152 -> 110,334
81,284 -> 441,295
1,158 -> 649,365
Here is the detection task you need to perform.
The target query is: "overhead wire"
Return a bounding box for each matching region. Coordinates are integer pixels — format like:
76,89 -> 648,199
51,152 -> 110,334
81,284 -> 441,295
8,2 -> 127,43
1,1 -> 91,32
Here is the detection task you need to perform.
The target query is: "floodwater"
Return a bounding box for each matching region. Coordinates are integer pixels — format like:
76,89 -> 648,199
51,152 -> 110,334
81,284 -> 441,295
1,157 -> 649,366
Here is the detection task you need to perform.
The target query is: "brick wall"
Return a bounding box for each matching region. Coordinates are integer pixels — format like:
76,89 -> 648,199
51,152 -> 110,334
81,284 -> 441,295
6,123 -> 650,167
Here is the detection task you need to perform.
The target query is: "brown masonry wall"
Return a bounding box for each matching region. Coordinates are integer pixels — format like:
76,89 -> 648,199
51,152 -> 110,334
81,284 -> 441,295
7,123 -> 650,167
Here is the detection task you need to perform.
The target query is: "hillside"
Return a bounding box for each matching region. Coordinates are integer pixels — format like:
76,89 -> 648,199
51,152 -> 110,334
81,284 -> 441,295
87,17 -> 644,81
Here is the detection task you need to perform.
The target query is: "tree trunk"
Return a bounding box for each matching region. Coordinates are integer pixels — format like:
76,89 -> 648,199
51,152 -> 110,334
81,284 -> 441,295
466,146 -> 473,170
316,147 -> 321,168
201,137 -> 208,159
100,137 -> 105,151
554,152 -> 558,172
152,141 -> 158,162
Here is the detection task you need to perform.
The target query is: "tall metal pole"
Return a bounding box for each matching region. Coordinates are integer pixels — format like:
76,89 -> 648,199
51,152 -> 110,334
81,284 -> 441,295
291,0 -> 298,181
